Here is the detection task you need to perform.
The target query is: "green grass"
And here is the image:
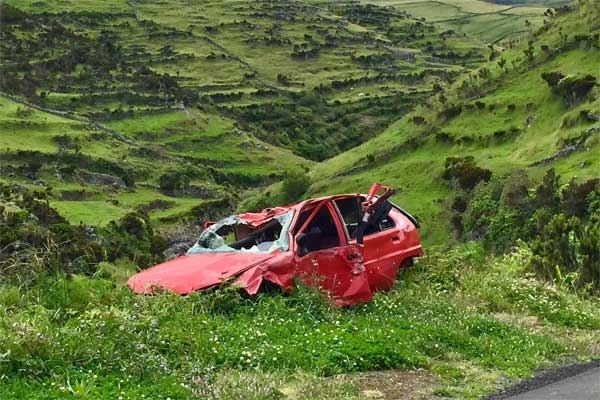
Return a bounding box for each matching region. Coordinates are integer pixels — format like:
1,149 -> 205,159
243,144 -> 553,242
1,2 -> 598,398
355,0 -> 562,43
0,93 -> 309,226
0,97 -> 88,153
51,200 -> 130,225
0,0 -> 491,226
1,245 -> 598,399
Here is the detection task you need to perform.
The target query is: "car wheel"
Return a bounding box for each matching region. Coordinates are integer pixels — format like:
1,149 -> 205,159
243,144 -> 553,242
400,257 -> 414,269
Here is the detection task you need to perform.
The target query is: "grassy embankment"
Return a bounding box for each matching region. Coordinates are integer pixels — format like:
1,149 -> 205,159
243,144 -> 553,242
1,244 -> 599,399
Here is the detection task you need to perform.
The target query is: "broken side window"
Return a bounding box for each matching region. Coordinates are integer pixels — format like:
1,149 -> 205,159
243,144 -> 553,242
187,210 -> 294,254
334,197 -> 361,239
334,196 -> 396,239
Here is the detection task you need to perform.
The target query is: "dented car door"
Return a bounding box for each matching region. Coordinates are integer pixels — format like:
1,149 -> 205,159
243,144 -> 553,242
293,200 -> 372,305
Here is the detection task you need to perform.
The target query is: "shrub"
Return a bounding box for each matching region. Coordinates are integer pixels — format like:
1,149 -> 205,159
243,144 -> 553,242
555,74 -> 596,104
500,169 -> 530,210
158,170 -> 190,195
533,168 -> 560,211
543,73 -> 597,105
412,115 -> 425,125
442,156 -> 492,190
541,71 -> 565,87
282,170 -> 310,202
529,214 -> 600,292
462,181 -> 501,239
483,206 -> 527,253
100,212 -> 167,267
438,104 -> 462,121
561,178 -> 599,217
0,184 -> 166,283
588,186 -> 600,215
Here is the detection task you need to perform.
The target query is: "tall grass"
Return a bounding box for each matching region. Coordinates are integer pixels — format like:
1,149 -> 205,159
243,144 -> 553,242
1,245 -> 598,399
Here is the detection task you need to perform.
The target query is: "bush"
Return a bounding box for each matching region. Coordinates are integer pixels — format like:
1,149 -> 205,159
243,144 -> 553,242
459,170 -> 599,253
555,74 -> 596,104
0,184 -> 166,283
282,170 -> 310,202
158,170 -> 190,195
100,211 -> 167,267
529,214 -> 600,292
561,178 -> 599,217
533,168 -> 560,210
442,156 -> 492,190
438,104 -> 462,121
500,169 -> 529,210
541,71 -> 565,87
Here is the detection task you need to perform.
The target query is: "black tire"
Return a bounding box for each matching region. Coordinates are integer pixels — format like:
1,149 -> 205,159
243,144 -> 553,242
400,257 -> 414,269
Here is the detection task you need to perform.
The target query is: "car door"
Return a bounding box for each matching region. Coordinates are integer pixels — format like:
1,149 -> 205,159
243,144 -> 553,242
333,194 -> 404,292
293,200 -> 372,305
362,213 -> 404,291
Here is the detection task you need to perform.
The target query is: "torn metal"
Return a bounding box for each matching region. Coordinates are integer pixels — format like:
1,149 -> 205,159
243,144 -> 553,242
128,183 -> 424,305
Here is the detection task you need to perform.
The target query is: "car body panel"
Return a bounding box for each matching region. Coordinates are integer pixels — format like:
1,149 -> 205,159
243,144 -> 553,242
128,183 -> 423,305
363,207 -> 423,291
127,252 -> 277,294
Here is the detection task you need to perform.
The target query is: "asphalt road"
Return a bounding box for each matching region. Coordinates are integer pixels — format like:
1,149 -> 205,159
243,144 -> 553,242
506,367 -> 600,400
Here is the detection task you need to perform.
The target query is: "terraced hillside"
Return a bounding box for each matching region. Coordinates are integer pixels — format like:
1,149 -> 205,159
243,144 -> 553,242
344,0 -> 571,43
0,2 -> 599,399
304,0 -> 599,244
0,0 -> 489,225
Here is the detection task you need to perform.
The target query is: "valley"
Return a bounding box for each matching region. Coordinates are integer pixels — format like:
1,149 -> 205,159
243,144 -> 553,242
0,0 -> 599,399
1,0 -> 491,227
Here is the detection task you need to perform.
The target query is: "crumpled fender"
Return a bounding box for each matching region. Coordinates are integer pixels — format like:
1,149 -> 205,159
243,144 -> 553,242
234,253 -> 296,294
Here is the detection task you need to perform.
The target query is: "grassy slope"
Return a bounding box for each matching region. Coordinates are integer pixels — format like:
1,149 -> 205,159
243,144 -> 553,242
1,2 -> 599,399
307,0 -> 600,245
353,0 -> 567,43
0,95 -> 308,225
1,245 -> 599,399
0,0 -> 489,226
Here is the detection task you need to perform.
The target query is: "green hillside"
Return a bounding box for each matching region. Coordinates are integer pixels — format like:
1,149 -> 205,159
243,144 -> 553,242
304,0 -> 599,244
0,0 -> 490,226
2,1 -> 600,399
351,0 -> 571,43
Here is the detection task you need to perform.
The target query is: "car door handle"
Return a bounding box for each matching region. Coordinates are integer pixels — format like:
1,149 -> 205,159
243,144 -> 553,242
392,236 -> 400,242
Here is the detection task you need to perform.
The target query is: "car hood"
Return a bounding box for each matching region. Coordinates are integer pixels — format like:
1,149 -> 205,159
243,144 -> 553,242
127,252 -> 277,294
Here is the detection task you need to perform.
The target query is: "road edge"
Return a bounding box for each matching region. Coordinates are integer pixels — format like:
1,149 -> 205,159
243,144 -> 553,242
483,359 -> 600,399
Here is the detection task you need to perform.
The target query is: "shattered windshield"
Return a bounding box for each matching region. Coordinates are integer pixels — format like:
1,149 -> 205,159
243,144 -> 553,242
187,210 -> 294,254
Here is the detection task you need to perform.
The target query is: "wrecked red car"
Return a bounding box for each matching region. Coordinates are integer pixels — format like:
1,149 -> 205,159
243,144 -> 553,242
128,183 -> 423,305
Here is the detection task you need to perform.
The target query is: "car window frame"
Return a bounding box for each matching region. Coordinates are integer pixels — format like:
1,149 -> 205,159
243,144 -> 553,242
294,200 -> 346,256
333,195 -> 398,242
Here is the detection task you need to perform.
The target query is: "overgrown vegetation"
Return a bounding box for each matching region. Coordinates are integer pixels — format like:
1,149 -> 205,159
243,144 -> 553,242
1,0 -> 599,398
0,0 -> 490,226
0,176 -> 599,399
0,183 -> 166,284
446,168 -> 600,290
304,0 -> 599,246
1,239 -> 598,399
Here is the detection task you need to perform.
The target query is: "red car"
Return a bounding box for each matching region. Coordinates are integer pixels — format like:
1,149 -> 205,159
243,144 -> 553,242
128,183 -> 423,305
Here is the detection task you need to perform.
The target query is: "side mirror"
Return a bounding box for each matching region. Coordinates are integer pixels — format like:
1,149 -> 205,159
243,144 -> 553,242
296,233 -> 307,257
